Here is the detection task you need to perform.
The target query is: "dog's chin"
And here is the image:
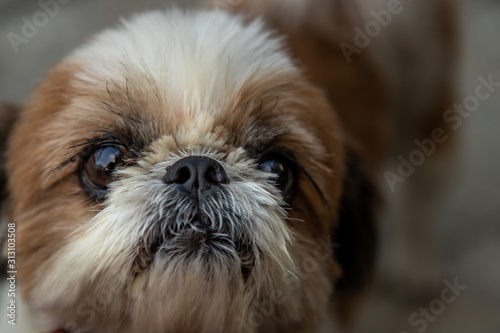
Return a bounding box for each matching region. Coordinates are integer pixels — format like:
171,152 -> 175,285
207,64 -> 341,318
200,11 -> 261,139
133,211 -> 254,281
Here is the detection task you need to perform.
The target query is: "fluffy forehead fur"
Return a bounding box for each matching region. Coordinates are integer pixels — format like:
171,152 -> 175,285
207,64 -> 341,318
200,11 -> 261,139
7,9 -> 345,333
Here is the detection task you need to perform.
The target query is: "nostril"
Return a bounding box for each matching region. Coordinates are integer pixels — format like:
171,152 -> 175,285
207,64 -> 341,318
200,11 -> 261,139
208,166 -> 229,185
163,156 -> 230,199
176,167 -> 191,184
163,166 -> 191,184
205,167 -> 215,184
164,165 -> 193,185
205,166 -> 223,185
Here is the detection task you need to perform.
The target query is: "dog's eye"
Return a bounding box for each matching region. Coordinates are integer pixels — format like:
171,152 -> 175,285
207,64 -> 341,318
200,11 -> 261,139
259,156 -> 296,198
83,145 -> 124,192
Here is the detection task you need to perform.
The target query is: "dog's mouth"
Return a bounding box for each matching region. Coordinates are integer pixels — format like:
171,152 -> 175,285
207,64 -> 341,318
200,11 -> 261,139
168,213 -> 218,236
132,212 -> 255,279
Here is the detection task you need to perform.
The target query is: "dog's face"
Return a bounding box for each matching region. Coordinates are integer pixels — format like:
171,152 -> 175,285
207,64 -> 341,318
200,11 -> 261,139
3,10 -> 374,333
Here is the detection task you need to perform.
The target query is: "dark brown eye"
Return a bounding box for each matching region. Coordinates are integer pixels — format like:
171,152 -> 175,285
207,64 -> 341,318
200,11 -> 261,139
259,156 -> 297,199
83,145 -> 124,192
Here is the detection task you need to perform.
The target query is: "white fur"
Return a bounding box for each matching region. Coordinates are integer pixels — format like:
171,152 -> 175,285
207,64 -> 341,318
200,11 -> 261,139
69,9 -> 297,119
17,7 -> 341,333
28,11 -> 310,332
33,132 -> 301,332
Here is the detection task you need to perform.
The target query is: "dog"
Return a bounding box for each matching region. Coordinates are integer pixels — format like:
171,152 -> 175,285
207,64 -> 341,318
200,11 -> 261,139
0,0 -> 456,332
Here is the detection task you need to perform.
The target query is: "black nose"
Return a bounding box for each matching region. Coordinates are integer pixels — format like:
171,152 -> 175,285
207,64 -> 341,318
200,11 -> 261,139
163,156 -> 229,200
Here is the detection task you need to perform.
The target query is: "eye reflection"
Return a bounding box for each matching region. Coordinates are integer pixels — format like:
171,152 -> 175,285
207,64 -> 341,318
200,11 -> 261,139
259,156 -> 296,198
84,145 -> 123,191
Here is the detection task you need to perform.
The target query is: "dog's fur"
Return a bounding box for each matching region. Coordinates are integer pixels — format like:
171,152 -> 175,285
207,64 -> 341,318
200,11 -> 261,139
0,0 -> 456,332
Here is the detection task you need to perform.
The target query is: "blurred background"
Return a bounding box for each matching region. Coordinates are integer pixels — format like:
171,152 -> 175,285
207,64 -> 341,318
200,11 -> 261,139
0,0 -> 499,332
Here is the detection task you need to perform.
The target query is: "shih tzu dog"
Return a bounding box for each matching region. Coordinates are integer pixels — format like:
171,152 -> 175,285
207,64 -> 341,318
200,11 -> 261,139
0,0 -> 456,332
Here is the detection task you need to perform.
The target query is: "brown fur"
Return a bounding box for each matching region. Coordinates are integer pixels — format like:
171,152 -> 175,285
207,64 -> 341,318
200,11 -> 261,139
419,0 -> 459,151
6,64 -> 92,297
219,0 -> 385,321
219,0 -> 458,324
2,0 -> 457,331
219,0 -> 392,173
7,59 -> 349,332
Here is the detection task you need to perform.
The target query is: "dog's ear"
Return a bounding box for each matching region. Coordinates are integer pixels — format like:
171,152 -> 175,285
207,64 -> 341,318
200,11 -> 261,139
333,148 -> 378,320
0,103 -> 21,206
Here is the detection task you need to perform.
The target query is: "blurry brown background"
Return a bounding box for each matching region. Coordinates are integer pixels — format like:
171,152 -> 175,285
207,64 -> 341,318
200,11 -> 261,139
1,0 -> 499,332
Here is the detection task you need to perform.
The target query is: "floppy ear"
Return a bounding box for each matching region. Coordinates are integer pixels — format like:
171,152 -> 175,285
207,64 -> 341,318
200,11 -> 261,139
0,103 -> 21,209
333,148 -> 378,320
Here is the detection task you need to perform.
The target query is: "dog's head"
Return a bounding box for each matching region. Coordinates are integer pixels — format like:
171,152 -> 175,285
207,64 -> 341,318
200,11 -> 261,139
2,9 -> 375,333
